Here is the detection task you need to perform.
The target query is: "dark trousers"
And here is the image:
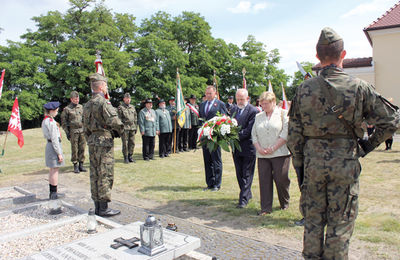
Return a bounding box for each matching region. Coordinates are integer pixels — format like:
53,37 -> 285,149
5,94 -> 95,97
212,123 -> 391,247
233,153 -> 256,205
202,145 -> 223,189
257,156 -> 291,213
189,126 -> 199,149
142,135 -> 155,160
385,137 -> 393,150
179,128 -> 189,151
159,133 -> 170,157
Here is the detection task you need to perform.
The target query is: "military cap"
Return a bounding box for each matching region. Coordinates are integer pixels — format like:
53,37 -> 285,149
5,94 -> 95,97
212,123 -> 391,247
70,91 -> 79,98
89,73 -> 107,82
189,94 -> 196,99
159,99 -> 165,103
124,93 -> 131,98
144,98 -> 152,104
169,96 -> 175,101
44,101 -> 61,110
228,96 -> 234,99
318,27 -> 342,45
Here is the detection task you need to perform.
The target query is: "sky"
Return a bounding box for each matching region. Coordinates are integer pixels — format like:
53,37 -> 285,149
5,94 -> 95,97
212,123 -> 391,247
0,0 -> 398,77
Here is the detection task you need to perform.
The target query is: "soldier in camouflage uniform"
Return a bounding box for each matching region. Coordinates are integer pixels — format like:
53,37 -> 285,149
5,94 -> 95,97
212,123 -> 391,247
83,73 -> 123,217
287,27 -> 399,259
61,91 -> 86,174
118,93 -> 137,164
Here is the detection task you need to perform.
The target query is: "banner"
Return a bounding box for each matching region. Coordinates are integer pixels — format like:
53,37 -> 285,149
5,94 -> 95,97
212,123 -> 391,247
8,97 -> 24,148
176,71 -> 186,128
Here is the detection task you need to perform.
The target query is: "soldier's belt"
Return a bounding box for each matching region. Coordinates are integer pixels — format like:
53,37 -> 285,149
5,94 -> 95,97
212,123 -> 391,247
306,134 -> 352,140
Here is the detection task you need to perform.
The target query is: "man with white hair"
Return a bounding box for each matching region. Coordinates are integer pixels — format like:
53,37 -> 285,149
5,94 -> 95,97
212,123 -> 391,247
230,88 -> 259,207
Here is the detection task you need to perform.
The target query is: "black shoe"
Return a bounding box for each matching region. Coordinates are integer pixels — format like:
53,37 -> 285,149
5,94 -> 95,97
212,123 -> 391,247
236,203 -> 246,208
124,156 -> 129,164
295,218 -> 305,226
202,187 -> 211,191
179,149 -> 184,152
165,153 -> 170,157
150,157 -> 155,160
79,162 -> 87,172
73,163 -> 80,174
128,154 -> 135,163
97,202 -> 120,217
94,201 -> 100,215
160,154 -> 164,158
49,192 -> 65,200
210,187 -> 220,192
144,158 -> 150,161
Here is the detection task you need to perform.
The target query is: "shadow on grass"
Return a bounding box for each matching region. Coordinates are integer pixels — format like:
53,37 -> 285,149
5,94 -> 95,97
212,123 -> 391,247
377,159 -> 400,163
139,185 -> 204,192
23,169 -> 49,176
150,197 -> 301,231
373,150 -> 400,154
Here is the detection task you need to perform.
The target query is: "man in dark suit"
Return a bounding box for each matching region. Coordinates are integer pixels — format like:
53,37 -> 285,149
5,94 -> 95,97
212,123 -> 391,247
231,88 -> 259,208
199,85 -> 228,191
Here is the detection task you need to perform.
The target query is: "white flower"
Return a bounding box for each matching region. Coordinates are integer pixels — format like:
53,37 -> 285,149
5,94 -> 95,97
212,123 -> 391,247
203,127 -> 211,136
232,118 -> 238,127
220,124 -> 231,136
198,128 -> 203,135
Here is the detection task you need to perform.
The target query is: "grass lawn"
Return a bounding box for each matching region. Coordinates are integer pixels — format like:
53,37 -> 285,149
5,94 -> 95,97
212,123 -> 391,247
1,128 -> 399,259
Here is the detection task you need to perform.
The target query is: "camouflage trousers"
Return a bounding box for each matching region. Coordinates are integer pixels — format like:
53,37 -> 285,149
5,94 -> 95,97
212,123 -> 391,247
70,131 -> 86,163
121,130 -> 136,157
302,138 -> 360,260
88,145 -> 114,202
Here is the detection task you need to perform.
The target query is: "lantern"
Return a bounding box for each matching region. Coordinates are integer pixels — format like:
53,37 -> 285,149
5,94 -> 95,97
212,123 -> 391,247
87,208 -> 97,234
138,215 -> 167,256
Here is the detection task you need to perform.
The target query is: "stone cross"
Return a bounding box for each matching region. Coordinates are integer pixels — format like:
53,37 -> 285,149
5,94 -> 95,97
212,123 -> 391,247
110,237 -> 140,249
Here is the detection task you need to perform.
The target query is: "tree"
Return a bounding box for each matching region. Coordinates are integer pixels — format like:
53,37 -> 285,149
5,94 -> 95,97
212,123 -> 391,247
288,61 -> 314,100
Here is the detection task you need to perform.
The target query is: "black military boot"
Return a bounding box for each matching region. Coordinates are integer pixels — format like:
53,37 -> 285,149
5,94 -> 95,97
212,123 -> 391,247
98,201 -> 120,217
49,184 -> 65,200
79,162 -> 87,172
124,155 -> 129,164
128,154 -> 135,163
94,201 -> 100,215
73,163 -> 80,173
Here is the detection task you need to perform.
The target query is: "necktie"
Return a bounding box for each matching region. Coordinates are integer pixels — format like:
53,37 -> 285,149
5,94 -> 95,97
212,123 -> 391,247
237,108 -> 243,119
206,101 -> 211,114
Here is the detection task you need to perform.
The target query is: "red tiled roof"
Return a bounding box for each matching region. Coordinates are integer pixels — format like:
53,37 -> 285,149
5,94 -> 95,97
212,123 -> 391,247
312,57 -> 373,71
364,2 -> 400,45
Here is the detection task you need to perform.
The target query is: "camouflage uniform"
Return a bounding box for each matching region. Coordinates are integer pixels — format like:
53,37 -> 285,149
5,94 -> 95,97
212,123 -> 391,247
83,76 -> 123,203
117,96 -> 137,162
61,97 -> 86,167
287,28 -> 399,260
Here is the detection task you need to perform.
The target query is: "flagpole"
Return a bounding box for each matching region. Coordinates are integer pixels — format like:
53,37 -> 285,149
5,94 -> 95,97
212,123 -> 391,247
213,70 -> 220,100
1,131 -> 9,156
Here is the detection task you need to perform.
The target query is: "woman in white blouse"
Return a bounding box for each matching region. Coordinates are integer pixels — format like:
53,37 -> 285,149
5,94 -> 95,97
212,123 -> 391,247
251,92 -> 291,215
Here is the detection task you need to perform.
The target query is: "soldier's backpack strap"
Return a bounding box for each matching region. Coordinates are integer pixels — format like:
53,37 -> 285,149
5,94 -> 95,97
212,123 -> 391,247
316,76 -> 362,155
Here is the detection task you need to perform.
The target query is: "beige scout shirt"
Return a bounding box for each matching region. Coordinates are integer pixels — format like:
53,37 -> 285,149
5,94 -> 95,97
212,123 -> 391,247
251,107 -> 290,158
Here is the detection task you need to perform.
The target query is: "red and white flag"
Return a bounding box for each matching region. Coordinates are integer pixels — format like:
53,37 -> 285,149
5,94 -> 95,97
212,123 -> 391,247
281,83 -> 288,110
8,97 -> 24,148
242,68 -> 247,89
0,69 -> 5,99
268,80 -> 274,93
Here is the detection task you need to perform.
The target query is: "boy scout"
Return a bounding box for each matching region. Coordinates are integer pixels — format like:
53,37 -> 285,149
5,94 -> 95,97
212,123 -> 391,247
83,73 -> 123,217
287,27 -> 399,259
61,91 -> 86,173
118,93 -> 137,164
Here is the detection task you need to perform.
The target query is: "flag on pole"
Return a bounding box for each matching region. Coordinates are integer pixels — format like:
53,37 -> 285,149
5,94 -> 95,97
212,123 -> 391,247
8,97 -> 24,148
176,69 -> 186,128
0,69 -> 5,99
242,68 -> 247,89
281,83 -> 288,110
268,80 -> 274,93
213,70 -> 220,100
95,51 -> 105,76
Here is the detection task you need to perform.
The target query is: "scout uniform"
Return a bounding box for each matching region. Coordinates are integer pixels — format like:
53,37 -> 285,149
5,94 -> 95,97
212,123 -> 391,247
287,27 -> 399,259
156,99 -> 172,158
83,73 -> 123,217
61,91 -> 86,173
118,93 -> 137,163
138,99 -> 159,160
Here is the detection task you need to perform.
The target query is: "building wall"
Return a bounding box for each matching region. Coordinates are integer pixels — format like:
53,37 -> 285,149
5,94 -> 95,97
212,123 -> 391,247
344,67 -> 375,86
369,27 -> 400,106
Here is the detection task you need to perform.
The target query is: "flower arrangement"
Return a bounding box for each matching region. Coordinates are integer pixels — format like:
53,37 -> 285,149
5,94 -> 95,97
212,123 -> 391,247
197,112 -> 241,152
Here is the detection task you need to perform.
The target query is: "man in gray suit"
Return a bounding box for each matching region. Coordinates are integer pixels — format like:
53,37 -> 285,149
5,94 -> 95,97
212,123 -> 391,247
138,99 -> 159,161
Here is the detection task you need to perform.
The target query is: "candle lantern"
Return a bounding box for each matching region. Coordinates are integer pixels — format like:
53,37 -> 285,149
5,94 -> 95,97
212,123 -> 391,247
138,215 -> 167,256
87,208 -> 97,234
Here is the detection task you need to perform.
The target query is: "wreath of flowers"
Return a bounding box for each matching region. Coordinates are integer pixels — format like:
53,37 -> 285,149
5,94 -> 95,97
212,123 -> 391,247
197,112 -> 241,152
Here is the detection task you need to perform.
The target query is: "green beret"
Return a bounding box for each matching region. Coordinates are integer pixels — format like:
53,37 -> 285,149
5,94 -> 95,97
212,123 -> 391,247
89,73 -> 107,83
318,27 -> 342,45
70,91 -> 79,98
124,93 -> 130,98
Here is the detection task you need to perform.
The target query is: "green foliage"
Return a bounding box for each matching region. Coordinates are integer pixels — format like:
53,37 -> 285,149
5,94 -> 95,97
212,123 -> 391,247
0,0 -> 290,124
288,61 -> 315,100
